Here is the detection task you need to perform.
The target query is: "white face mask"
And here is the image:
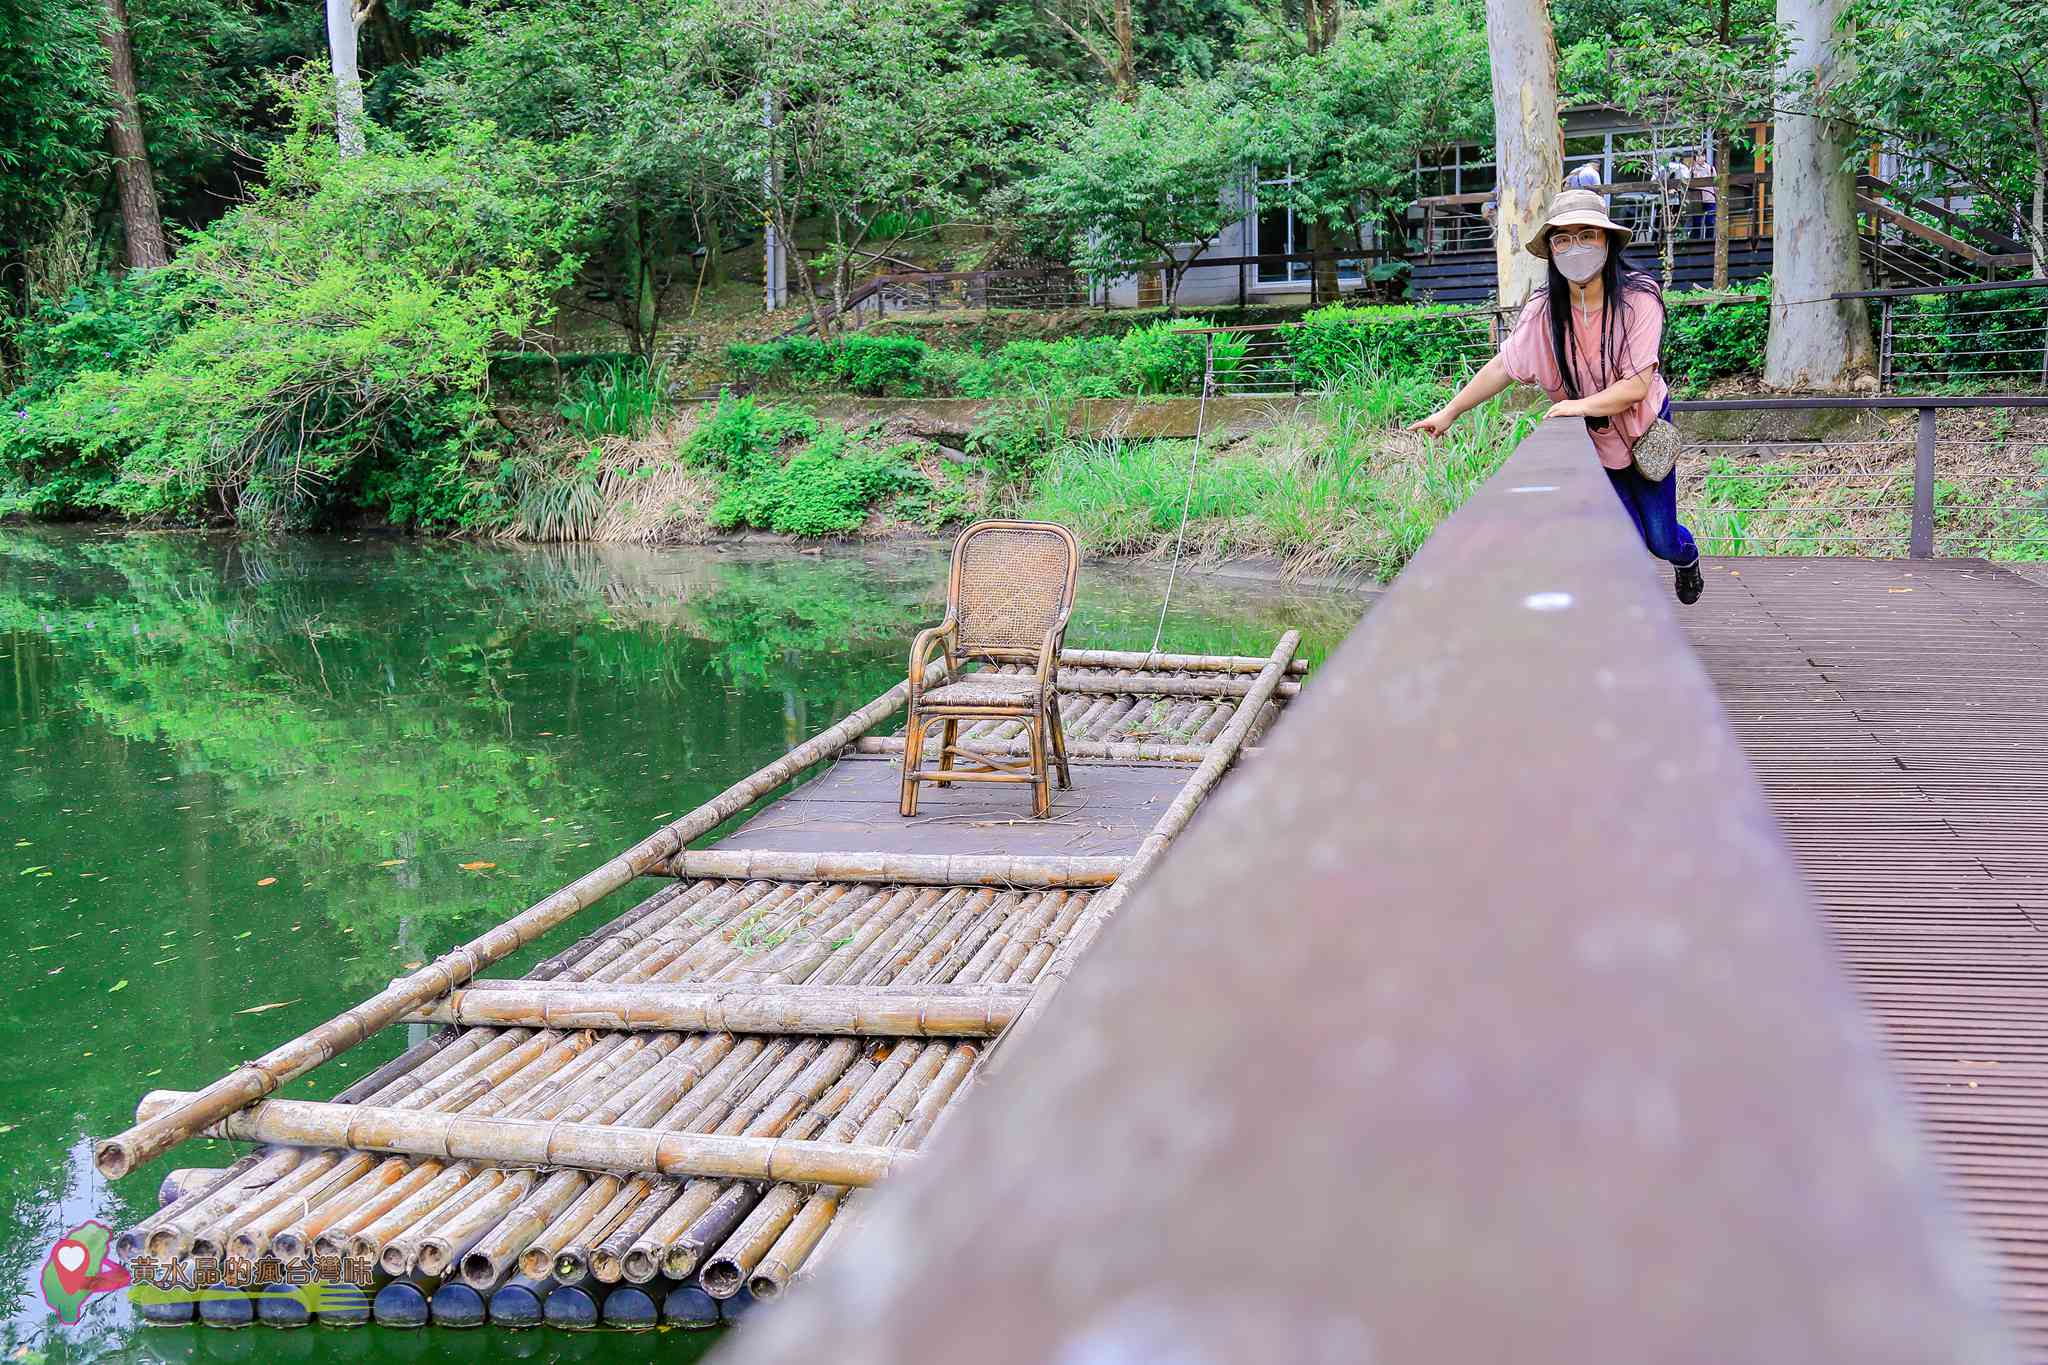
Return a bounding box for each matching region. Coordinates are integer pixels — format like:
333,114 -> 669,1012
1552,239 -> 1609,284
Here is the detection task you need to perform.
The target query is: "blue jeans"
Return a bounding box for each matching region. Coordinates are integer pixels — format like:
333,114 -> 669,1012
1604,464 -> 1698,566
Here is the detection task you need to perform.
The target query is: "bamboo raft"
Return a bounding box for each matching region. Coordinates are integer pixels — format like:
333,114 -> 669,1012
105,637 -> 1303,1331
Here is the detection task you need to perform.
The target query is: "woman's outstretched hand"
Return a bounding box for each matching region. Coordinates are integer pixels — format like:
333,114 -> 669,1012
1407,409 -> 1456,438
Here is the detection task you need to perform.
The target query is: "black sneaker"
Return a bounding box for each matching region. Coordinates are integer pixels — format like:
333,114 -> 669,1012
1675,559 -> 1704,605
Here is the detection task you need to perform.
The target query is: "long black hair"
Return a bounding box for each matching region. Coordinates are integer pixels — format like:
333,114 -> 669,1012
1537,238 -> 1662,429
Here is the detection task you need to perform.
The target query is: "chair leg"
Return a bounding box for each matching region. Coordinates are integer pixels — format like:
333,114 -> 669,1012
899,713 -> 924,817
1048,696 -> 1072,790
939,718 -> 958,773
1027,714 -> 1051,819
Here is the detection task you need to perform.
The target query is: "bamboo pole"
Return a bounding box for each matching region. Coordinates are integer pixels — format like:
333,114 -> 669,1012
95,674 -> 930,1181
405,982 -> 1031,1036
1050,671 -> 1300,699
748,1043 -> 978,1299
119,1152 -> 272,1261
989,631 -> 1300,1063
644,850 -> 1125,888
854,735 -> 1214,764
1056,648 -> 1309,675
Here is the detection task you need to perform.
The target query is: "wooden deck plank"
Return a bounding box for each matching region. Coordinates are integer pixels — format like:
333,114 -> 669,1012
1684,556 -> 2048,1361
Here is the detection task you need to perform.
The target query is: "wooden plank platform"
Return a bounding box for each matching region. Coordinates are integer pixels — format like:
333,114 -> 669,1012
1683,557 -> 2048,1359
713,755 -> 1188,860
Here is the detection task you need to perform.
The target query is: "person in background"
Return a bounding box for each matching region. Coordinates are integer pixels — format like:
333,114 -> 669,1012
1406,189 -> 1705,605
1565,161 -> 1603,193
1689,151 -> 1717,242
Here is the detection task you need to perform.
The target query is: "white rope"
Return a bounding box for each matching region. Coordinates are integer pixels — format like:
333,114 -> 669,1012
1150,336 -> 1215,658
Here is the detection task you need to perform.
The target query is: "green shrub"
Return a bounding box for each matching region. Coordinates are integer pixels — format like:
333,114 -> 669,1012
1661,284 -> 1770,391
4,272 -> 192,406
830,335 -> 930,396
1285,302 -> 1492,389
724,337 -> 834,390
708,426 -> 922,534
682,393 -> 819,472
1114,319 -> 1223,394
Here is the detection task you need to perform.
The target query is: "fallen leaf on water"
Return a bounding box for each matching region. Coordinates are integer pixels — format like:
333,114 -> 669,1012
459,861 -> 496,871
234,930 -> 253,940
236,1001 -> 296,1015
108,979 -> 128,993
256,876 -> 277,886
379,859 -> 405,867
1889,587 -> 1913,593
401,961 -> 422,970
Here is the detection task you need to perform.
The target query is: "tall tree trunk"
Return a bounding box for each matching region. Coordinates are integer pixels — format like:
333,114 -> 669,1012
622,204 -> 658,359
1712,130 -> 1732,290
1484,0 -> 1563,309
1307,218 -> 1341,305
1304,0 -> 1343,54
327,0 -> 366,157
98,0 -> 168,269
1109,0 -> 1136,103
1764,0 -> 1875,390
1302,0 -> 1344,304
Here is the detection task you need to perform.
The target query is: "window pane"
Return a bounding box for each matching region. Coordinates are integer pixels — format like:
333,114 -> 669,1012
1256,206 -> 1292,281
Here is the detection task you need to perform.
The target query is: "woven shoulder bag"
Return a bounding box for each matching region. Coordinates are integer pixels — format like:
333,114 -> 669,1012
1630,417 -> 1682,483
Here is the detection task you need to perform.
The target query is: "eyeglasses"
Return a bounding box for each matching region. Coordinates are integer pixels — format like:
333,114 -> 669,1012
1548,228 -> 1608,251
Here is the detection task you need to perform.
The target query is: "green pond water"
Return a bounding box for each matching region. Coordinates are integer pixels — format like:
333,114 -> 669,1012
0,527 -> 1366,1364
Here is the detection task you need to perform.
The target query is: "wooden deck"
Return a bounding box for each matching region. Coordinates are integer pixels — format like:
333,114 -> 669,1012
715,756 -> 1191,861
1683,557 -> 2048,1359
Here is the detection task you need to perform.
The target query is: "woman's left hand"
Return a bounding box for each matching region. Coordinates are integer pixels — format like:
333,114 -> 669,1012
1548,398 -> 1585,418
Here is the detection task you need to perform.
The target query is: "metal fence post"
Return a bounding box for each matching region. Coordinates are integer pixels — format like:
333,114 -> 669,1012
1879,298 -> 1894,393
1911,405 -> 1936,559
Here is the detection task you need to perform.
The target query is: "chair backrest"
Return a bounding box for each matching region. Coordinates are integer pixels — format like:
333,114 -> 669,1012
949,520 -> 1080,662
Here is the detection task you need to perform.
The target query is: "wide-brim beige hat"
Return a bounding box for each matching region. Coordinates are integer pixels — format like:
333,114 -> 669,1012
1527,188 -> 1634,259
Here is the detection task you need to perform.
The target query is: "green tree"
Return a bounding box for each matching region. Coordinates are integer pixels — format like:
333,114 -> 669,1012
710,0 -> 1057,332
1243,0 -> 1492,301
1612,0 -> 1783,288
410,0 -> 738,359
0,82 -> 595,529
1027,79 -> 1247,311
1818,0 -> 2048,274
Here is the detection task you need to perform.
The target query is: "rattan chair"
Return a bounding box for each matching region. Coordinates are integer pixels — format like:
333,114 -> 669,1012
900,520 -> 1079,819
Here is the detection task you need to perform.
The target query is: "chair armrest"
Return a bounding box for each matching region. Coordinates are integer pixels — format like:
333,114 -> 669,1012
908,618 -> 958,701
1033,608 -> 1074,691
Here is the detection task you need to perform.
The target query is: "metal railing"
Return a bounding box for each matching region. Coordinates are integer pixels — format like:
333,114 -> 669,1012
1415,174 -> 1770,257
1673,395 -> 2048,559
719,417 -> 2002,1365
1840,278 -> 2048,391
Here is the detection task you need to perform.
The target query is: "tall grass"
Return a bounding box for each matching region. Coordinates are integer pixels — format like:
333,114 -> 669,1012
1019,371 -> 1537,582
560,357 -> 668,438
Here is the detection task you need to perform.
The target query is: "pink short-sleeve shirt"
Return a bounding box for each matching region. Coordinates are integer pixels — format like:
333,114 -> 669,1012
1499,291 -> 1669,470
